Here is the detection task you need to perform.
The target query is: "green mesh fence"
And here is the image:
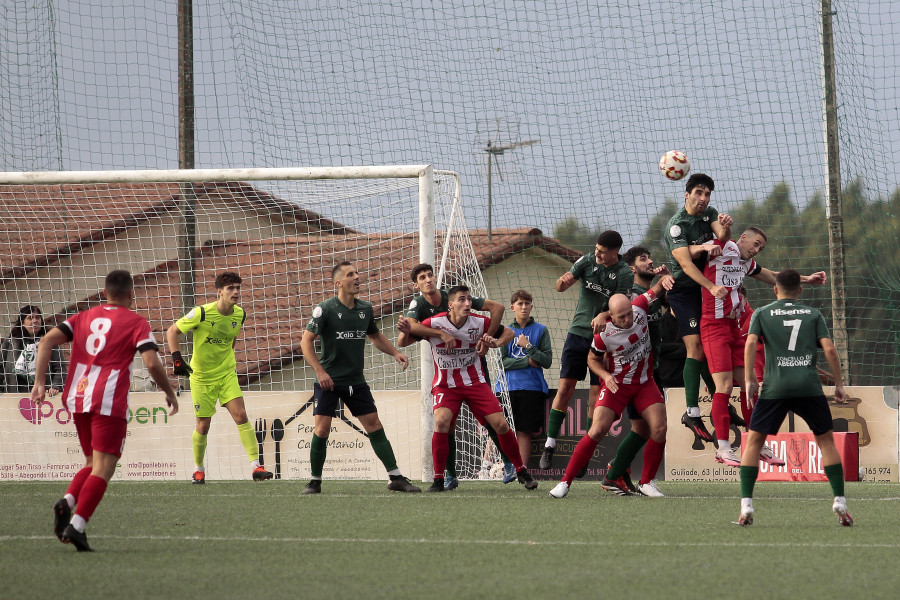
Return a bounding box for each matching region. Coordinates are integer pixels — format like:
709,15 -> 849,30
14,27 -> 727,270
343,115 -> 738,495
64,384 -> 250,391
1,0 -> 897,385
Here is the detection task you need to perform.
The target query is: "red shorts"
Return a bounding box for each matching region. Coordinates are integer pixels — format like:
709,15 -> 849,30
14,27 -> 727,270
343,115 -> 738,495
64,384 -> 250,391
433,384 -> 503,423
73,412 -> 128,458
596,379 -> 663,418
700,317 -> 744,374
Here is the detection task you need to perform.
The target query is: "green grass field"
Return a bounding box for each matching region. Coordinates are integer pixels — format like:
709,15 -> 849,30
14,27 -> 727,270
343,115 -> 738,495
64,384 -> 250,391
2,480 -> 898,599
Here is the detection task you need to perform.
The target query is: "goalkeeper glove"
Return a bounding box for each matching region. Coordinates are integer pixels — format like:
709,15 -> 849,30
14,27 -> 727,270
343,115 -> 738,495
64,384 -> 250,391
171,351 -> 193,376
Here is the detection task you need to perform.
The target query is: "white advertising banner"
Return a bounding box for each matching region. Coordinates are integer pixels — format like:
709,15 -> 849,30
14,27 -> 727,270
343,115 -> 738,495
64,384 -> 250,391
1,390 -> 423,482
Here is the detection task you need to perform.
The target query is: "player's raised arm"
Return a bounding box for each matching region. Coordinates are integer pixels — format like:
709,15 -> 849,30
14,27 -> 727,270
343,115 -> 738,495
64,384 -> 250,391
480,298 -> 505,337
300,329 -> 333,391
712,212 -> 733,241
750,268 -> 827,286
406,320 -> 456,347
556,270 -> 577,292
671,246 -> 727,299
369,331 -> 409,370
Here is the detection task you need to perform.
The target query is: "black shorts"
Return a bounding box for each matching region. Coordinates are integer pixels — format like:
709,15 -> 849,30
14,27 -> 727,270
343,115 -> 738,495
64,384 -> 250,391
666,285 -> 702,338
749,395 -> 834,436
313,382 -> 377,417
559,333 -> 600,385
508,390 -> 546,434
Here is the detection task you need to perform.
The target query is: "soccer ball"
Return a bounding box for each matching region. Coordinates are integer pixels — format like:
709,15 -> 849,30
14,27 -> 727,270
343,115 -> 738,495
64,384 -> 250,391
659,150 -> 690,181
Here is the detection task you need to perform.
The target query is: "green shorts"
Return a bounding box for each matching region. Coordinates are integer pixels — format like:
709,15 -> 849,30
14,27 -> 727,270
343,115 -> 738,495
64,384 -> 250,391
190,372 -> 243,418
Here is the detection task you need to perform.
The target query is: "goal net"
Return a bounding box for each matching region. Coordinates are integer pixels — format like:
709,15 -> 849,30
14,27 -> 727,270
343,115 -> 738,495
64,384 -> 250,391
0,166 -> 511,482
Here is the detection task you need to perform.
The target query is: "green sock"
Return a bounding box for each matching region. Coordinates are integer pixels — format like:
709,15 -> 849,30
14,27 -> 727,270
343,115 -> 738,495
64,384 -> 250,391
310,433 -> 327,478
683,358 -> 703,409
236,421 -> 259,462
739,465 -> 759,498
700,361 -> 716,395
191,430 -> 208,467
824,463 -> 845,497
445,433 -> 457,477
546,408 -> 566,440
607,432 -> 648,480
586,417 -> 593,431
485,424 -> 510,462
368,427 -> 399,472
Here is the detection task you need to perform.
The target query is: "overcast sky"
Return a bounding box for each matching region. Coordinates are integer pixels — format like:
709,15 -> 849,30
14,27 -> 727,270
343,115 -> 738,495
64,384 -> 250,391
2,0 -> 897,244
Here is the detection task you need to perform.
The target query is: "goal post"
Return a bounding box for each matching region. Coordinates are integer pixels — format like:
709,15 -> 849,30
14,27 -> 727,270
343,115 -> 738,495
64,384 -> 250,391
0,164 -> 511,483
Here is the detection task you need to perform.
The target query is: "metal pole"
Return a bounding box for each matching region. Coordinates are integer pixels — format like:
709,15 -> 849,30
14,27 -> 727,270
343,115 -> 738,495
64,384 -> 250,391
177,0 -> 196,317
820,0 -> 850,383
486,143 -> 493,242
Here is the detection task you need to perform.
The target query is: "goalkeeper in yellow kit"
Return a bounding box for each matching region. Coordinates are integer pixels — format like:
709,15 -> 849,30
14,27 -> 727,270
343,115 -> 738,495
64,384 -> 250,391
166,272 -> 273,483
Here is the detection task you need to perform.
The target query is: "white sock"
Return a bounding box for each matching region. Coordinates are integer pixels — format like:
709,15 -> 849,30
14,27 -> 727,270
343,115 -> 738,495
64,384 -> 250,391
741,497 -> 753,512
834,496 -> 846,506
545,437 -> 557,449
195,465 -> 205,472
717,440 -> 732,452
250,459 -> 260,469
71,514 -> 87,533
687,407 -> 701,418
64,493 -> 76,509
387,469 -> 401,477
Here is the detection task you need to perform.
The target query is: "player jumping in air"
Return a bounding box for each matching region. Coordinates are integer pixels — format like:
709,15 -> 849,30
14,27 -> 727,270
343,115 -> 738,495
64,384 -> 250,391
736,269 -> 852,526
166,271 -> 273,484
31,270 -> 179,551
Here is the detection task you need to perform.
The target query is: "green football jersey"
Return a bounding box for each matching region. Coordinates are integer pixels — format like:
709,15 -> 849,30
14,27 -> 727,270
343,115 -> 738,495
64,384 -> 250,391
748,298 -> 830,399
664,205 -> 720,288
175,301 -> 246,382
567,254 -> 634,338
306,296 -> 379,386
404,289 -> 485,321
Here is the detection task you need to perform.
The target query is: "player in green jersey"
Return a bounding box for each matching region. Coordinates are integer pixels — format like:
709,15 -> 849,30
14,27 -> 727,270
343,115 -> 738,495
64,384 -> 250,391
539,230 -> 634,470
663,173 -> 732,443
396,263 -> 514,488
736,269 -> 852,526
166,272 -> 273,483
300,261 -> 421,494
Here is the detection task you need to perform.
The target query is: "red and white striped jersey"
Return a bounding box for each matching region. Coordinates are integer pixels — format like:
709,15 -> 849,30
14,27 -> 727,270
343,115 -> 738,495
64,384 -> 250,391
591,292 -> 654,385
702,239 -> 760,320
59,304 -> 159,419
421,312 -> 491,389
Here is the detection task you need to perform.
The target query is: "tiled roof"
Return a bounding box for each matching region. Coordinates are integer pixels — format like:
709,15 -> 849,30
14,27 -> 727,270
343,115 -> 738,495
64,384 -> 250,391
0,181 -> 353,283
49,227 -> 581,384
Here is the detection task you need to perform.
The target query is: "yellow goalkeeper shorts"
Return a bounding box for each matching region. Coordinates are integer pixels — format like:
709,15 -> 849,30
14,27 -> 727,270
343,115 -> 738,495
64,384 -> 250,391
189,372 -> 243,418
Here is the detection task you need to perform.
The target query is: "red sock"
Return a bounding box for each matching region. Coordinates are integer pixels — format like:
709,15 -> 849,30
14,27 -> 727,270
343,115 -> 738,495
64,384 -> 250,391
496,429 -> 524,469
432,432 -> 448,479
66,466 -> 92,502
739,390 -> 753,424
73,475 -> 108,523
640,438 -> 665,485
712,392 -> 731,441
564,435 -> 599,485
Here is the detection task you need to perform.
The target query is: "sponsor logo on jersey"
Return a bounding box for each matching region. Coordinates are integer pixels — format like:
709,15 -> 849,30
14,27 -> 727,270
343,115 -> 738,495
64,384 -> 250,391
769,308 -> 812,316
313,306 -> 323,318
669,225 -> 682,238
409,300 -> 418,310
335,331 -> 367,340
205,337 -> 226,344
583,281 -> 612,295
776,354 -> 813,367
467,328 -> 480,343
185,308 -> 196,320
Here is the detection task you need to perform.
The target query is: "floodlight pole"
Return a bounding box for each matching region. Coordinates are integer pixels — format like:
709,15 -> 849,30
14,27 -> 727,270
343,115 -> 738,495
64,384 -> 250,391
485,138 -> 539,242
177,0 -> 197,320
820,0 -> 850,383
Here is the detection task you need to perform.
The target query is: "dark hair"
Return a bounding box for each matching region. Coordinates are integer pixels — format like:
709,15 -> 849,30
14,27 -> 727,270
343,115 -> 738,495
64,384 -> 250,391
215,271 -> 243,289
410,263 -> 433,283
330,262 -> 352,281
775,269 -> 801,292
623,246 -> 651,266
9,305 -> 46,340
744,226 -> 768,243
510,289 -> 533,304
595,230 -> 623,251
104,270 -> 134,300
447,285 -> 470,300
685,173 -> 715,194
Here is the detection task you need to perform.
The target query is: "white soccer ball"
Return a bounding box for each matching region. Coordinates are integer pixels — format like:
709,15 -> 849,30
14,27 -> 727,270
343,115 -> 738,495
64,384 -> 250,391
659,150 -> 690,181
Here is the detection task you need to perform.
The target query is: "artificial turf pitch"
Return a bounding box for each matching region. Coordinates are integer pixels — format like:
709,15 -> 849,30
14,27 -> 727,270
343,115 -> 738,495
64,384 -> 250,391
1,480 -> 898,600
